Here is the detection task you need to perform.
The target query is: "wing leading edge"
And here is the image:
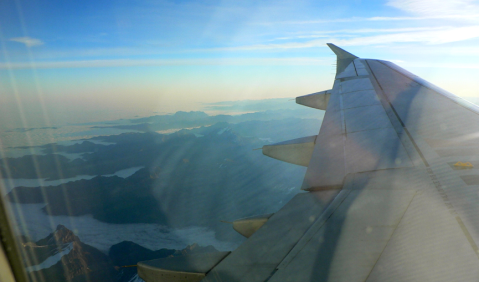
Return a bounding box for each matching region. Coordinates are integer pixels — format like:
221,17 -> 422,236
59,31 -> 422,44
138,44 -> 479,282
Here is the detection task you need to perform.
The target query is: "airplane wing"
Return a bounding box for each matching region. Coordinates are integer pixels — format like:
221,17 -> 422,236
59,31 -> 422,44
138,44 -> 479,281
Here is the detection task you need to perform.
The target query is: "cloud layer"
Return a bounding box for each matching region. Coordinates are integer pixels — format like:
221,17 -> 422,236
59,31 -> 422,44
0,57 -> 329,69
9,37 -> 44,47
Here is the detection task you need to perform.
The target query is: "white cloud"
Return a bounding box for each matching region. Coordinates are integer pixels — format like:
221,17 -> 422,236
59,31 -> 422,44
277,1 -> 478,24
337,25 -> 479,45
9,37 -> 44,47
368,15 -> 479,21
387,0 -> 479,17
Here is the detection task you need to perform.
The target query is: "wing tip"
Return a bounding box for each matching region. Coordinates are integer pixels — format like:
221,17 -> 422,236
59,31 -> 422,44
326,43 -> 358,59
326,43 -> 358,75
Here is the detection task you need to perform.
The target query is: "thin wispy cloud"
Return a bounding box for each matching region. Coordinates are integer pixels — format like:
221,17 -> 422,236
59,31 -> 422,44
214,25 -> 479,51
0,57 -> 330,70
337,25 -> 479,45
9,37 -> 44,47
259,12 -> 479,25
368,14 -> 479,21
273,26 -> 452,40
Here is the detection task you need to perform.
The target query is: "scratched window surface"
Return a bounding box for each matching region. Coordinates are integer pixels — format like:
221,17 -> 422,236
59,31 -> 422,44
2,0 -> 479,281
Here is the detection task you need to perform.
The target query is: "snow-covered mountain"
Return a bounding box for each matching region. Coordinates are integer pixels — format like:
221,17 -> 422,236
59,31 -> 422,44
24,224 -> 117,282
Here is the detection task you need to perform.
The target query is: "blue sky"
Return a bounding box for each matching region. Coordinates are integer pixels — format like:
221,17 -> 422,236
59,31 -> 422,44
2,0 -> 479,128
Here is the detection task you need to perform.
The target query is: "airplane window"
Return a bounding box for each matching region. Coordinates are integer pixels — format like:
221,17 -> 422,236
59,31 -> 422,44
2,1 -> 479,282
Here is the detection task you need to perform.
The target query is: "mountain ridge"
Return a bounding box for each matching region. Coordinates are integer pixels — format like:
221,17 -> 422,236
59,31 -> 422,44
23,225 -> 220,282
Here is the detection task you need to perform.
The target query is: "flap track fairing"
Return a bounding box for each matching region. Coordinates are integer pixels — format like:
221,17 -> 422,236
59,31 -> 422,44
262,135 -> 317,167
296,90 -> 331,110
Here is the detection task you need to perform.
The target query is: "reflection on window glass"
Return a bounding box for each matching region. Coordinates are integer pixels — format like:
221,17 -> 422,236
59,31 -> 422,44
3,0 -> 479,281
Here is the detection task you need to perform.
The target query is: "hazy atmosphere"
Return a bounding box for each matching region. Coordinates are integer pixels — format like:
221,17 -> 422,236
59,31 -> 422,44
3,0 -> 479,131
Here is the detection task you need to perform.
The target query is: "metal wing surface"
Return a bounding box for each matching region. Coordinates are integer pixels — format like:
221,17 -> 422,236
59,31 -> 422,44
139,44 -> 479,281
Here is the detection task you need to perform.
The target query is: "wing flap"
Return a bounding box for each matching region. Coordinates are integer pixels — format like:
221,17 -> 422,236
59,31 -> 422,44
341,89 -> 380,109
345,127 -> 413,173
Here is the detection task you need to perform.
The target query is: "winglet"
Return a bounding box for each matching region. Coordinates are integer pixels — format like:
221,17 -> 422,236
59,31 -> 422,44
327,43 -> 358,76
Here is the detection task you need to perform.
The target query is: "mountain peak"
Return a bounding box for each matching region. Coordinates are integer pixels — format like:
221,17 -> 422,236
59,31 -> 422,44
28,225 -> 117,282
52,225 -> 79,244
172,111 -> 209,120
36,225 -> 79,246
